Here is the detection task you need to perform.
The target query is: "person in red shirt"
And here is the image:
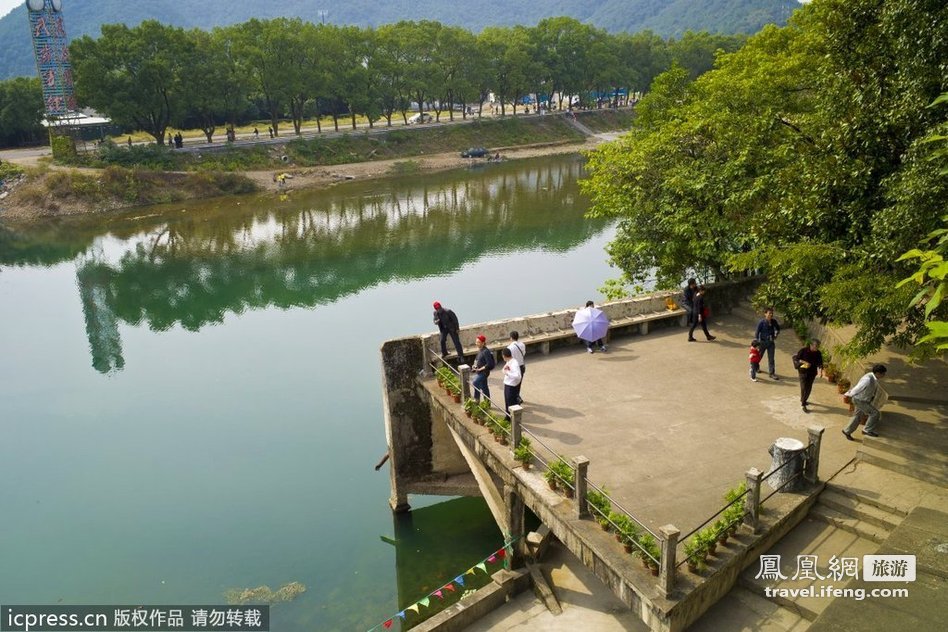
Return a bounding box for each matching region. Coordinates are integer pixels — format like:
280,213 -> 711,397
749,340 -> 762,382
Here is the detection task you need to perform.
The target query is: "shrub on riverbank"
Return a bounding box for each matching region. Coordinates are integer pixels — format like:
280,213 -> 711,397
4,166 -> 257,218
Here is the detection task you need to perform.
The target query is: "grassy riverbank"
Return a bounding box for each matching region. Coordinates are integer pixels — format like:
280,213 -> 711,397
1,110 -> 634,221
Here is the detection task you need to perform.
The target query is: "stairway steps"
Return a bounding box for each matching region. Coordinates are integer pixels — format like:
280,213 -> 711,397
817,489 -> 902,531
861,434 -> 948,468
857,445 -> 948,488
808,505 -> 890,543
739,577 -> 821,622
821,479 -> 910,517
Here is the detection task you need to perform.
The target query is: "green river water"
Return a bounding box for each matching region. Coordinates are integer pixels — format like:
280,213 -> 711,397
0,154 -> 615,630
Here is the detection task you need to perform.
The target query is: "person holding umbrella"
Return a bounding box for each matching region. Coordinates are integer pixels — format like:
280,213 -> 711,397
573,300 -> 609,353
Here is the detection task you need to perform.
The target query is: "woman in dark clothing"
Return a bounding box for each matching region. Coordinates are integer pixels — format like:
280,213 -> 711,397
688,286 -> 716,342
794,340 -> 824,412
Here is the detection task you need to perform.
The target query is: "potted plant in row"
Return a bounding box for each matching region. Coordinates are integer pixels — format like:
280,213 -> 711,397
544,458 -> 574,494
637,534 -> 661,575
683,537 -> 707,574
463,397 -> 477,418
586,487 -> 612,531
514,437 -> 532,469
496,418 -> 511,445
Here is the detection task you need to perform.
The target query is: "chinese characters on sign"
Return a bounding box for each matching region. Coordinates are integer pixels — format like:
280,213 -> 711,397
755,554 -> 916,583
27,0 -> 77,115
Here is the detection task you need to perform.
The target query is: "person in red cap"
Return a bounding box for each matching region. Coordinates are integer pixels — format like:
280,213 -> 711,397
471,334 -> 495,402
433,301 -> 464,359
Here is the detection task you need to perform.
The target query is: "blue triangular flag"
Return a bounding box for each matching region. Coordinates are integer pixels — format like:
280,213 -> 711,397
454,575 -> 465,586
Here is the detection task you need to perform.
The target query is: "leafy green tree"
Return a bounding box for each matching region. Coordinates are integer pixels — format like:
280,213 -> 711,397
72,21 -> 193,144
230,19 -> 296,136
583,0 -> 948,358
0,77 -> 44,147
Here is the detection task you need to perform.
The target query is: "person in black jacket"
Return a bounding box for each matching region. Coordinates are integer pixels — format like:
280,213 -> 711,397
794,340 -> 824,412
433,301 -> 464,359
681,278 -> 698,326
688,286 -> 716,342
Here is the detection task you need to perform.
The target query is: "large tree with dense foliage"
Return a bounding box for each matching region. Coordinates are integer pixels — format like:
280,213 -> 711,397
0,77 -> 44,146
583,0 -> 948,359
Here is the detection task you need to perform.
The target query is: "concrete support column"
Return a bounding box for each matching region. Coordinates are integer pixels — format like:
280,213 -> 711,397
540,341 -> 551,355
659,524 -> 680,597
744,467 -> 763,533
573,456 -> 590,519
504,484 -> 525,569
640,321 -> 650,335
459,364 -> 471,402
509,405 -> 523,454
805,425 -> 825,485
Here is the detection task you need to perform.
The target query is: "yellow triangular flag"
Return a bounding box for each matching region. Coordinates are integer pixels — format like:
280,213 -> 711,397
406,604 -> 420,614
465,568 -> 476,576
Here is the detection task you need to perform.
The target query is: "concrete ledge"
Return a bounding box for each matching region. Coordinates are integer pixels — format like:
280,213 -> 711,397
412,568 -> 530,632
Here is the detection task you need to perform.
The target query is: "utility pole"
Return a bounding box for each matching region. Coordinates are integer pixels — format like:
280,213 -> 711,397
316,10 -> 328,25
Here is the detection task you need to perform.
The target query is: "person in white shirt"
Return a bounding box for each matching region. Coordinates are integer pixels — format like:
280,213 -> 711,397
842,364 -> 887,440
501,347 -> 522,419
507,331 -> 526,404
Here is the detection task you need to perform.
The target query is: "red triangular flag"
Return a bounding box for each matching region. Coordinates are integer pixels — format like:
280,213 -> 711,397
444,583 -> 456,592
383,620 -> 393,629
497,549 -> 507,559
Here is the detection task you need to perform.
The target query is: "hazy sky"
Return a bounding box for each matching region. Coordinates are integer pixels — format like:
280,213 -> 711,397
0,0 -> 22,20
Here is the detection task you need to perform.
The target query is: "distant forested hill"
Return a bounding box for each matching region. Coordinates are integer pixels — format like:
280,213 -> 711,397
0,0 -> 798,80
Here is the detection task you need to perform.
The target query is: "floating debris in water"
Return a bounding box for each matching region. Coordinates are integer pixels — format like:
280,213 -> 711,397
224,581 -> 306,605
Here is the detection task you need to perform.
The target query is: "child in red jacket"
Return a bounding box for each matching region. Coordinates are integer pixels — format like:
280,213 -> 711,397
749,340 -> 762,382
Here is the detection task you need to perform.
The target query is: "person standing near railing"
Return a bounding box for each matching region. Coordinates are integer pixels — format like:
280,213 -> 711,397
507,331 -> 526,404
433,301 -> 464,359
471,335 -> 494,402
501,347 -> 522,419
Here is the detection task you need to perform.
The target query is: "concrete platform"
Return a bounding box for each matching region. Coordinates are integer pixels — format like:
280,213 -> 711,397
475,311 -> 865,535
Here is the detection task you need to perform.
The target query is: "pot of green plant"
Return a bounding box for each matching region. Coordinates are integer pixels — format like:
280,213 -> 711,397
463,397 -> 476,418
837,378 -> 851,394
714,520 -> 729,545
543,462 -> 559,491
586,487 -> 612,525
611,513 -> 630,543
637,534 -> 656,570
598,516 -> 611,531
824,362 -> 838,383
514,438 -> 532,469
684,538 -> 700,573
705,531 -> 717,556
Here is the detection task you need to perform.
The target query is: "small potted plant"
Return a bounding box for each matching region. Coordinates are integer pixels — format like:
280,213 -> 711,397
621,521 -> 641,555
824,362 -> 839,383
702,528 -> 718,556
837,377 -> 851,395
497,418 -> 511,445
684,537 -> 701,573
543,461 -> 560,491
514,437 -> 532,469
587,487 -> 612,530
463,397 -> 476,418
610,512 -> 632,544
545,459 -> 574,496
637,534 -> 659,575
714,519 -> 729,545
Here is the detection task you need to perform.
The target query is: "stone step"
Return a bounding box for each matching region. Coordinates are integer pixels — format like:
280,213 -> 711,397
808,505 -> 890,544
857,444 -> 948,488
817,489 -> 902,531
739,576 -> 821,622
821,479 -> 910,518
824,461 -> 942,517
861,432 -> 948,469
739,517 -> 880,623
688,585 -> 811,631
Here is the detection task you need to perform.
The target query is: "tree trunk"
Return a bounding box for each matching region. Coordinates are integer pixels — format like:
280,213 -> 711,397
332,114 -> 339,131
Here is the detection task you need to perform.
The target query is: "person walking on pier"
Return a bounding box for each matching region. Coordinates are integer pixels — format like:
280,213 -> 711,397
507,331 -> 526,404
433,301 -> 464,359
687,286 -> 716,341
793,339 -> 824,412
681,278 -> 698,326
502,347 -> 522,419
755,308 -> 781,379
471,335 -> 494,402
842,364 -> 887,440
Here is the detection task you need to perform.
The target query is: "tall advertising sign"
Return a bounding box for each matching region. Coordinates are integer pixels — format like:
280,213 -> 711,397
26,0 -> 76,116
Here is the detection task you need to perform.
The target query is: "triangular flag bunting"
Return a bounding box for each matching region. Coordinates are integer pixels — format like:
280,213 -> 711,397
455,576 -> 465,586
487,555 -> 497,563
465,568 -> 476,576
498,549 -> 507,559
407,605 -> 419,614
397,611 -> 406,620
475,562 -> 488,574
444,583 -> 456,592
434,590 -> 443,599
383,621 -> 393,629
419,597 -> 430,608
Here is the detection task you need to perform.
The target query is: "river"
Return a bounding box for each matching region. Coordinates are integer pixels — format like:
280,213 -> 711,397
0,155 -> 616,630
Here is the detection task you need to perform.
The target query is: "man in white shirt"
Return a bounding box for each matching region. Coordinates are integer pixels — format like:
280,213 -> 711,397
842,364 -> 887,440
501,347 -> 523,419
507,331 -> 526,404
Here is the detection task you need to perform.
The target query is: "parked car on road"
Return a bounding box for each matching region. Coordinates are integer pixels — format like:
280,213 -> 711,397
461,147 -> 488,158
408,112 -> 433,124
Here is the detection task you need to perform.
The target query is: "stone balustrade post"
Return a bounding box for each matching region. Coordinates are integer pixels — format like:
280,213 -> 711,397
573,456 -> 590,518
509,405 -> 523,455
744,467 -> 763,533
659,524 -> 680,597
459,364 -> 471,402
805,425 -> 825,485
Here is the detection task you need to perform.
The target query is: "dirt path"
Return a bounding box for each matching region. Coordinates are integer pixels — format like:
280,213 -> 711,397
245,137 -> 607,192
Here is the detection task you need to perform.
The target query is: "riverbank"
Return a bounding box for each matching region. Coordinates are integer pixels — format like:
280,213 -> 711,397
0,111 -> 630,222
